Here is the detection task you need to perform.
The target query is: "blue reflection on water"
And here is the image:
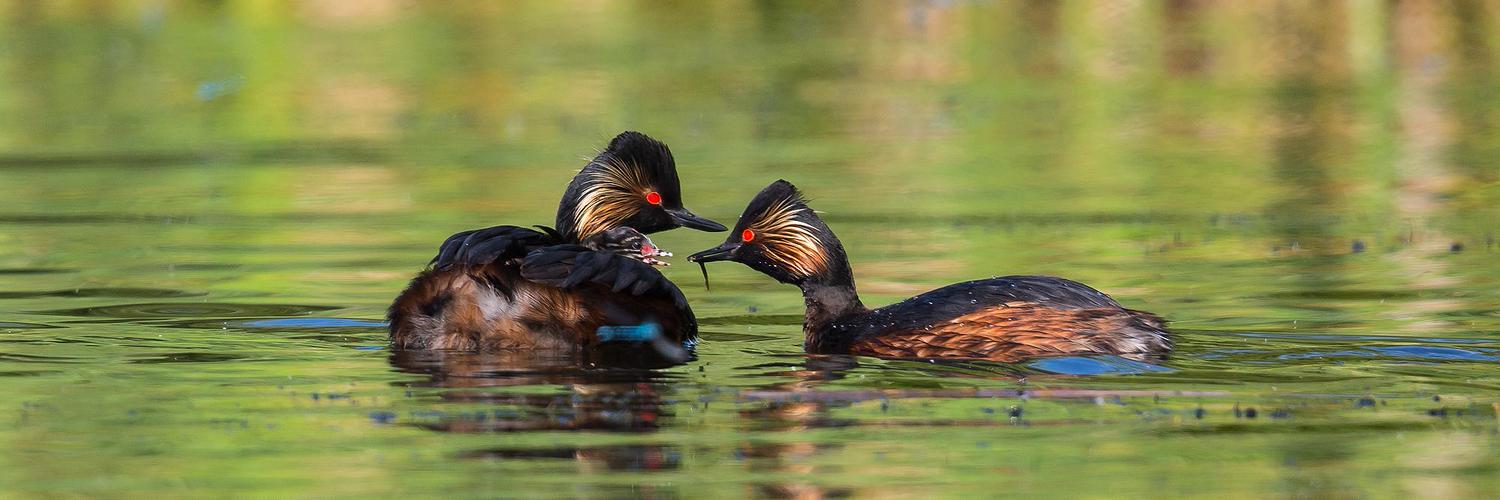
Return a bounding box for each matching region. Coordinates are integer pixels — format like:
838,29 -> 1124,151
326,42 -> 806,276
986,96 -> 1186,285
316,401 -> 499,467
1028,356 -> 1174,375
1279,345 -> 1498,362
241,318 -> 388,328
1368,346 -> 1498,361
1236,332 -> 1495,344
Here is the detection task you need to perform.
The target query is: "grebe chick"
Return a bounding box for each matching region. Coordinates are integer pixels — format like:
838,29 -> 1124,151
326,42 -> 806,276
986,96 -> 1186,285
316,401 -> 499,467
688,180 -> 1170,362
581,227 -> 674,268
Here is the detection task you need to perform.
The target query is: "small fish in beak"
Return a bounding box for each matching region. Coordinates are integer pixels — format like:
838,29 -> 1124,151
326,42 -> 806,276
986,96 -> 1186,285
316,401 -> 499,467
688,242 -> 739,291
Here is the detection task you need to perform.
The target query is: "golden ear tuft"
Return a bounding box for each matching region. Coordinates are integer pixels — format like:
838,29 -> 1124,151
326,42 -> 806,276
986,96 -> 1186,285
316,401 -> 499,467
571,158 -> 654,239
748,198 -> 827,277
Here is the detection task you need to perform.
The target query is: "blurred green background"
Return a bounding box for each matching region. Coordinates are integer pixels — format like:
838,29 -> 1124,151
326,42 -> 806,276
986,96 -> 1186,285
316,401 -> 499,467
1,1 -> 1498,497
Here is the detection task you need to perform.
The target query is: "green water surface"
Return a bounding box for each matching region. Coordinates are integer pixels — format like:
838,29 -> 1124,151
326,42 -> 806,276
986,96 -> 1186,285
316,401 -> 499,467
2,2 -> 1499,498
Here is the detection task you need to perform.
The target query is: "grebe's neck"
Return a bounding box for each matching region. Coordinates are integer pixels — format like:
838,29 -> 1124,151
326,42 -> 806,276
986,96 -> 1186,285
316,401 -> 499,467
797,257 -> 866,352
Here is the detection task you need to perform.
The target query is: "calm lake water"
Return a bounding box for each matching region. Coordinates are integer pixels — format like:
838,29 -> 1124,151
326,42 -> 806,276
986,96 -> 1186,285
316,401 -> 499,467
3,1 -> 1499,497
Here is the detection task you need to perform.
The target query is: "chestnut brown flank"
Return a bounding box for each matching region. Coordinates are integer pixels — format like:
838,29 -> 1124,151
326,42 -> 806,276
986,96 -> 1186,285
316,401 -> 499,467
847,303 -> 1167,362
390,262 -> 691,350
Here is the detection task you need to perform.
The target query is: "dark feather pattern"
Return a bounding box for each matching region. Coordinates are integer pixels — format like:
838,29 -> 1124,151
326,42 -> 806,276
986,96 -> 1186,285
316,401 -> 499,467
430,225 -> 559,269
521,247 -> 689,310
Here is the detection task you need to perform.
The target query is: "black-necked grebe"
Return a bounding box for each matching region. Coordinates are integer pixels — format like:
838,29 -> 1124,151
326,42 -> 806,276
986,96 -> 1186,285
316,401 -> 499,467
388,132 -> 726,351
689,180 -> 1170,362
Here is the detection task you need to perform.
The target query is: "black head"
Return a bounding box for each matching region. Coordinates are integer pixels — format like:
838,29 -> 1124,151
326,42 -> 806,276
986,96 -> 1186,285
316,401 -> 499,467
582,226 -> 672,267
555,131 -> 726,240
688,180 -> 851,286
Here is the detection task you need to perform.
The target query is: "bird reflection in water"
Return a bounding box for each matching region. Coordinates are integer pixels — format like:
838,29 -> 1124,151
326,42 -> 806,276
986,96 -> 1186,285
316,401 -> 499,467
736,355 -> 860,499
457,444 -> 682,475
387,348 -> 684,475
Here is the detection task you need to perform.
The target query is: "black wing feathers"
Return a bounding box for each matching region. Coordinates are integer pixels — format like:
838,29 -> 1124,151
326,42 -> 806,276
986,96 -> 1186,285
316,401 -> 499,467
520,247 -> 688,309
427,224 -> 687,308
429,225 -> 559,269
854,275 -> 1130,335
973,276 -> 1123,309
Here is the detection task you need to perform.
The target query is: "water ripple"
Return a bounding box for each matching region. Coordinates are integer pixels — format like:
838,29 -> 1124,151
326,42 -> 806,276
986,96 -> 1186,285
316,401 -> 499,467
129,352 -> 248,364
0,321 -> 59,330
0,288 -> 205,299
37,302 -> 340,319
0,268 -> 76,275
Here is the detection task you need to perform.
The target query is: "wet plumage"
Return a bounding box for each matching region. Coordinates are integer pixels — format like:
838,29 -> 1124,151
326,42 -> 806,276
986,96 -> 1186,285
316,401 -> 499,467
690,180 -> 1170,362
388,132 -> 725,352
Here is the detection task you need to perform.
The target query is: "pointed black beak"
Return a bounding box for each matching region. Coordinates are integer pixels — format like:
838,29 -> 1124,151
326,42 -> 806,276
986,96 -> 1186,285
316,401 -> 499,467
688,242 -> 738,263
668,208 -> 727,232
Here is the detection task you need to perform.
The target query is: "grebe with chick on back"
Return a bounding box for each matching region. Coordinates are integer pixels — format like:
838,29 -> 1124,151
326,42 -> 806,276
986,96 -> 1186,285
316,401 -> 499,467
388,132 -> 726,353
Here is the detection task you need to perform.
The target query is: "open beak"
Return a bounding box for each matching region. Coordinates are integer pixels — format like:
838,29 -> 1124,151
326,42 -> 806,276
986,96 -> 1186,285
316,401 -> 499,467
668,208 -> 727,232
688,242 -> 738,263
640,242 -> 672,267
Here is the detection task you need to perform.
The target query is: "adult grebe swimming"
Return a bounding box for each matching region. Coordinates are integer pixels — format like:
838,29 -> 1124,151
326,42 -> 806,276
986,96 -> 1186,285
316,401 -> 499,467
690,180 -> 1169,362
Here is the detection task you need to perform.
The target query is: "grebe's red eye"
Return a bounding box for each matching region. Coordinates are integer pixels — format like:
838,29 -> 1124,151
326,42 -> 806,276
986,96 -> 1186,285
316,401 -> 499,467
645,192 -> 662,205
741,229 -> 755,242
